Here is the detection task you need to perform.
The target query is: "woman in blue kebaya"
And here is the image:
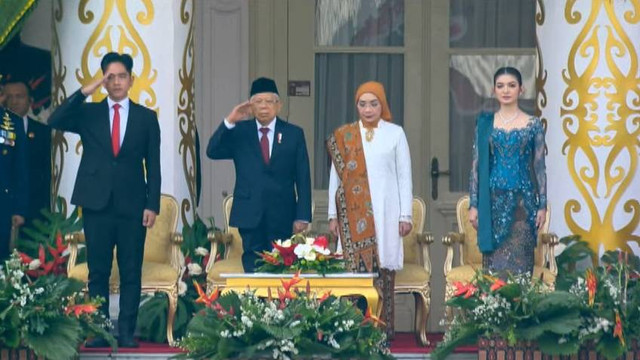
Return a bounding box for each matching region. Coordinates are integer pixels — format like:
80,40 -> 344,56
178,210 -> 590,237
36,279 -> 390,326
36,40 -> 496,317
468,66 -> 547,275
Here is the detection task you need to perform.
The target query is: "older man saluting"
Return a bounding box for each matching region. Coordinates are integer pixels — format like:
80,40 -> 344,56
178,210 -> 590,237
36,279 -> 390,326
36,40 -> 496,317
207,77 -> 312,272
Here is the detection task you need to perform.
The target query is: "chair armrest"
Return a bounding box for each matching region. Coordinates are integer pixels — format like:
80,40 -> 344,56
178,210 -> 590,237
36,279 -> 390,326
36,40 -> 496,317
416,232 -> 433,276
171,233 -> 184,244
169,233 -> 185,271
205,230 -> 231,273
65,232 -> 84,275
442,232 -> 464,276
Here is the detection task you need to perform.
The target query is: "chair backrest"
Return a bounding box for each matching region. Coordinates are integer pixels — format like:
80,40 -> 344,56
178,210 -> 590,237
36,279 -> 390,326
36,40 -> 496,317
223,195 -> 244,260
403,196 -> 427,265
144,194 -> 179,264
222,195 -> 316,260
455,195 -> 551,268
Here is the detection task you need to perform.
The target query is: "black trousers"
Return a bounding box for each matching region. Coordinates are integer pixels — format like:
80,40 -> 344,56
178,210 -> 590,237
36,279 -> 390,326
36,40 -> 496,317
239,213 -> 291,272
82,197 -> 146,338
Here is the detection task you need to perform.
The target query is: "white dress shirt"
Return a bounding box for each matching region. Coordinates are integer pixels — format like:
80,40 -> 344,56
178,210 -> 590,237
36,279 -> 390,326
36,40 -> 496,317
107,97 -> 130,146
223,117 -> 276,157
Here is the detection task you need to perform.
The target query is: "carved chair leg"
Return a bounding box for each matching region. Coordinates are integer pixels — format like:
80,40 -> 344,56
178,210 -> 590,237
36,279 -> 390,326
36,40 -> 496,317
414,291 -> 430,347
163,288 -> 178,346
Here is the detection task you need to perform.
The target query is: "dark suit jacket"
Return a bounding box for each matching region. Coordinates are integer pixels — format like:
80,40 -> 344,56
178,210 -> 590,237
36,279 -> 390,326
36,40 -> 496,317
25,117 -> 51,219
47,90 -> 161,218
0,107 -> 29,218
207,118 -> 311,230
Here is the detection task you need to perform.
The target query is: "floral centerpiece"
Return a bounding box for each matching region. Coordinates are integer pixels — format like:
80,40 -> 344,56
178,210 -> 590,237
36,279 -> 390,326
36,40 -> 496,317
256,234 -> 344,275
433,249 -> 640,360
1,252 -> 114,360
177,272 -> 392,360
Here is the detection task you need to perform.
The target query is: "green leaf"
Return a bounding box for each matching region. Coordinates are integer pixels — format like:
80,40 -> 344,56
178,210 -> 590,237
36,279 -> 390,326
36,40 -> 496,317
536,333 -> 581,355
23,316 -> 83,360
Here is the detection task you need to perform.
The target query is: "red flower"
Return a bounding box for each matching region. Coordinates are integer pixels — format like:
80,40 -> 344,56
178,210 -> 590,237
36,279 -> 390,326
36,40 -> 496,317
453,281 -> 477,298
272,241 -> 298,266
585,268 -> 597,307
490,278 -> 507,292
313,235 -> 329,249
614,311 -> 625,346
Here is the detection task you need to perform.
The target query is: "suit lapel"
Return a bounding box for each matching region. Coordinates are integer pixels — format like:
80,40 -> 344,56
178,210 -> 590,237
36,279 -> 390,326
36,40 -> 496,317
269,118 -> 284,166
118,101 -> 136,156
99,100 -> 114,156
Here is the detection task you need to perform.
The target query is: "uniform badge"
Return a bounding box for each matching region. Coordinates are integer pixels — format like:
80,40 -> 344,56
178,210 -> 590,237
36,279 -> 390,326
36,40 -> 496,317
28,132 -> 35,139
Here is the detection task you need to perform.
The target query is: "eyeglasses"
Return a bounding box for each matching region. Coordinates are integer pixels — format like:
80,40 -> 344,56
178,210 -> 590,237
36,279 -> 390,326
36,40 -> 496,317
251,98 -> 278,106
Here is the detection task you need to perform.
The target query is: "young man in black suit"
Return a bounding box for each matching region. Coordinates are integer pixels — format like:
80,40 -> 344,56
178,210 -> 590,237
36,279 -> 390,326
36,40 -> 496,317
3,80 -> 51,223
207,77 -> 312,272
48,52 -> 161,348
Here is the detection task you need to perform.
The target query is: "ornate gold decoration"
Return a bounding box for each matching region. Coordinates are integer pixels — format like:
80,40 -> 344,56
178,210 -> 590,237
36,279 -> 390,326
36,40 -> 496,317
561,0 -> 640,253
76,0 -> 157,110
51,0 -> 68,213
178,0 -> 197,225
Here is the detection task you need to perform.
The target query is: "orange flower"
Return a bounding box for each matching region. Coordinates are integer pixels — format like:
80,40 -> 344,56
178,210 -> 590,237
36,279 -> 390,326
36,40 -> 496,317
194,281 -> 219,307
614,311 -> 625,347
490,278 -> 507,292
260,252 -> 281,265
65,304 -> 98,317
361,306 -> 386,327
585,268 -> 597,307
280,271 -> 302,293
318,290 -> 332,303
278,271 -> 302,301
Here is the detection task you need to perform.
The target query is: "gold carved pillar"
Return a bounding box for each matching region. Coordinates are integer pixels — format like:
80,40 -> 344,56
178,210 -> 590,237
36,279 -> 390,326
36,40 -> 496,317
538,0 -> 640,255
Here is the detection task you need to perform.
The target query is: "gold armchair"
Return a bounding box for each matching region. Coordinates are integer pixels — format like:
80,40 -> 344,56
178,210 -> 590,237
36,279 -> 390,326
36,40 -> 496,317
395,196 -> 434,346
66,194 -> 183,345
205,195 -> 243,293
442,196 -> 558,314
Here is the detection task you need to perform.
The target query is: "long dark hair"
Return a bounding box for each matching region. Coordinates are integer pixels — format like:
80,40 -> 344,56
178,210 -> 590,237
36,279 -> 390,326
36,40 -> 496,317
493,67 -> 522,86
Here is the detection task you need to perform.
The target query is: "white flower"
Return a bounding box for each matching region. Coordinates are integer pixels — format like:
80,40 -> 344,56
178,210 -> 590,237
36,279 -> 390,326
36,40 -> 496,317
187,263 -> 202,276
195,247 -> 209,256
28,259 -> 41,270
275,239 -> 292,248
294,244 -> 316,261
178,281 -> 188,296
312,245 -> 330,255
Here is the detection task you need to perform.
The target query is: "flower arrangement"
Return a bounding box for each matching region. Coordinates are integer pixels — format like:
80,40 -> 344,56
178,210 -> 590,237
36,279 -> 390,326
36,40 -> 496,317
16,198 -> 83,277
177,273 -> 393,360
256,234 -> 344,275
0,252 -> 114,360
433,249 -> 640,360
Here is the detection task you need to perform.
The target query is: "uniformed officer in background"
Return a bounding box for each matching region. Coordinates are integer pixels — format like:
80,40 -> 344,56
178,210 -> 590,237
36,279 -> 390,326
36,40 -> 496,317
0,80 -> 29,260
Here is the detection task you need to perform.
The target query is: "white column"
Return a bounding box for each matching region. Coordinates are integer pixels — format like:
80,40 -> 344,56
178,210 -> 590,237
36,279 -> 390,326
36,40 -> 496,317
538,0 -> 640,256
51,0 -> 196,226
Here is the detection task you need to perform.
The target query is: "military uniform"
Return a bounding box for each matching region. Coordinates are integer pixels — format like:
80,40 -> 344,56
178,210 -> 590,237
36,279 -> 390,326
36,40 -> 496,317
0,106 -> 28,260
